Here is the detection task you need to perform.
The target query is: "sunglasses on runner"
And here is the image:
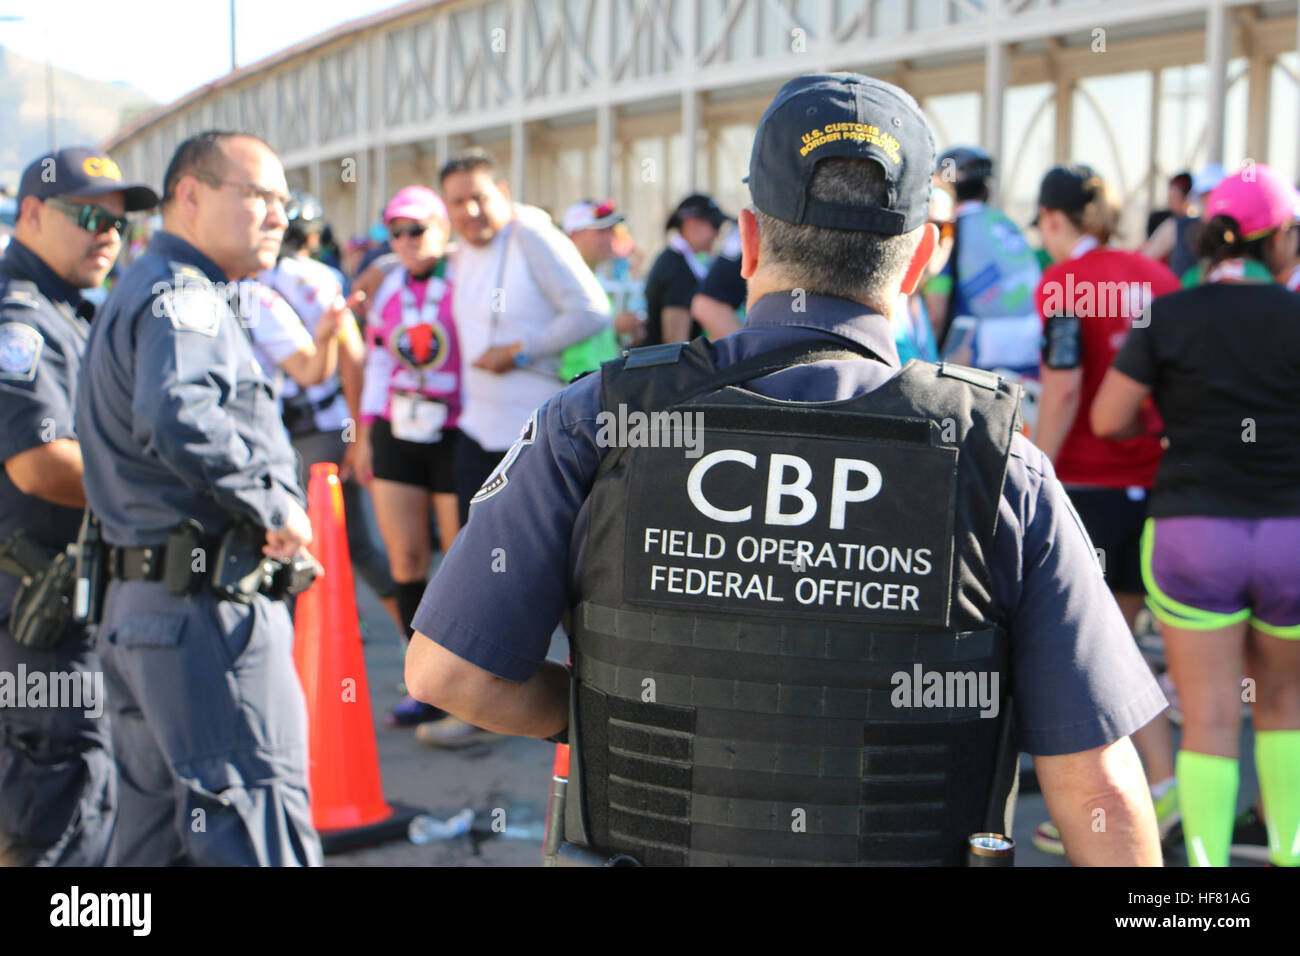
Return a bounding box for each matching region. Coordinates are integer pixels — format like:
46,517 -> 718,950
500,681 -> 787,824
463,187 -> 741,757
389,223 -> 429,240
46,197 -> 129,237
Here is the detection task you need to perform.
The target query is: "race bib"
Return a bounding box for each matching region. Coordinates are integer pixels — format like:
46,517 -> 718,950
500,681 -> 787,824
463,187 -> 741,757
390,393 -> 447,444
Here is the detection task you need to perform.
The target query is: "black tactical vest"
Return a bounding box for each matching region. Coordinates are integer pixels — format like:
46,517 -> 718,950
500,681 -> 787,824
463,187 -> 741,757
566,338 -> 1023,866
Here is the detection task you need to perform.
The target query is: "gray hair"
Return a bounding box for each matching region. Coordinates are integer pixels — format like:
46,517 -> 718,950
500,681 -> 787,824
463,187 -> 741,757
754,156 -> 921,303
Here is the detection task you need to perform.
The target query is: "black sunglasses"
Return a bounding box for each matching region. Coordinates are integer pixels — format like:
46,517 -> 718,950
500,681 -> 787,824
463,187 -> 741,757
389,223 -> 429,240
46,197 -> 129,237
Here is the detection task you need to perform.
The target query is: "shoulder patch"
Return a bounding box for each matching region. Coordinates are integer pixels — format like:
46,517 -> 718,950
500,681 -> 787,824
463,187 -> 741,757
0,322 -> 44,381
1,290 -> 41,311
161,288 -> 224,336
470,410 -> 539,504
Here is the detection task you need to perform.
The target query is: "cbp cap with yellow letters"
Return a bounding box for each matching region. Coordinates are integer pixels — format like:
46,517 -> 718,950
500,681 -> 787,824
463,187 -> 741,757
745,73 -> 936,236
18,146 -> 159,212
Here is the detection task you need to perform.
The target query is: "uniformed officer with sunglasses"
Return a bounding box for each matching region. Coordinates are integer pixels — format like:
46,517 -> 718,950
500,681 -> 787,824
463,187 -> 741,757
0,147 -> 158,866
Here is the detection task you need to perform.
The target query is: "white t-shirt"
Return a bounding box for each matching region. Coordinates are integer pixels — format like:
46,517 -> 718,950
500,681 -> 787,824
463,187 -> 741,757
242,281 -> 312,415
452,204 -> 610,451
259,255 -> 350,432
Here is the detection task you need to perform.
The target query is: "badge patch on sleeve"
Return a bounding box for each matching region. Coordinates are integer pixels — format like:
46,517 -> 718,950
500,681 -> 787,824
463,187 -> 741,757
0,323 -> 44,381
161,290 -> 223,336
471,410 -> 538,504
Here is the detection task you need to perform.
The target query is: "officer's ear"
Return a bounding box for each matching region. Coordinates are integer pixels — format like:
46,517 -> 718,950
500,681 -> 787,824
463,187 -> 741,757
739,208 -> 761,280
16,197 -> 44,233
172,174 -> 205,223
899,223 -> 939,296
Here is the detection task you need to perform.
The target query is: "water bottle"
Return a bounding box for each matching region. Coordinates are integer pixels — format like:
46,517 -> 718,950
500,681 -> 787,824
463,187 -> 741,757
408,808 -> 476,845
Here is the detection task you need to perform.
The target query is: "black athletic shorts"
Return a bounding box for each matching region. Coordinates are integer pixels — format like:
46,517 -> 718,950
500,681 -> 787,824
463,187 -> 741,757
370,417 -> 457,494
1065,486 -> 1149,595
453,432 -> 507,528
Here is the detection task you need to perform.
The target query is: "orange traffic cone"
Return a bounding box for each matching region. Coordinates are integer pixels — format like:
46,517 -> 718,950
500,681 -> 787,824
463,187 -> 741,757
294,462 -> 421,852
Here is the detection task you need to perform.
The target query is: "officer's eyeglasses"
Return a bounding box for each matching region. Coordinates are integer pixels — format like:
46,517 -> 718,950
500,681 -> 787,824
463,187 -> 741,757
45,198 -> 129,237
389,223 -> 429,240
200,176 -> 291,211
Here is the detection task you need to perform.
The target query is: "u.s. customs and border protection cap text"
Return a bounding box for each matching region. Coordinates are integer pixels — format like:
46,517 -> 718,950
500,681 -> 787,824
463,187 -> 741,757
746,72 -> 936,235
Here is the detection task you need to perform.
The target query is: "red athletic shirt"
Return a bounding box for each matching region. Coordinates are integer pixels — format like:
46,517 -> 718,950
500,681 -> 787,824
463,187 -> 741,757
1036,246 -> 1180,488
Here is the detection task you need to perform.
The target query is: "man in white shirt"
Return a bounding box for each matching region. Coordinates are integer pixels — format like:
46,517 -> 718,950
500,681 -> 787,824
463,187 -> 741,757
439,150 -> 611,525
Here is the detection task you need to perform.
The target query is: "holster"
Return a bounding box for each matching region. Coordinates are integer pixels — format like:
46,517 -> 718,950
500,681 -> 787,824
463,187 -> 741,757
8,544 -> 77,650
163,519 -> 208,596
210,523 -> 275,604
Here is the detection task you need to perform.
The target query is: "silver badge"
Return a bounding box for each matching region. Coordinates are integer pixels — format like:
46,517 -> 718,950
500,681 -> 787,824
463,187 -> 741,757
471,410 -> 538,504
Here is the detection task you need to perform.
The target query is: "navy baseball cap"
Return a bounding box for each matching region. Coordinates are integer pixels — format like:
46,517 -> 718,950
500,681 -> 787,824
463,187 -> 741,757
746,73 -> 936,235
18,147 -> 158,212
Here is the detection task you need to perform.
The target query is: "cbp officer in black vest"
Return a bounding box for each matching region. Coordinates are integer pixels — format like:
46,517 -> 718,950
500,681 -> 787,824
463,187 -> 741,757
0,148 -> 158,865
404,74 -> 1168,866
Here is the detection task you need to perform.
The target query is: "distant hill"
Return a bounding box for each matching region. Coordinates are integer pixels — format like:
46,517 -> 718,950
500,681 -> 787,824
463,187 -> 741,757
0,46 -> 154,190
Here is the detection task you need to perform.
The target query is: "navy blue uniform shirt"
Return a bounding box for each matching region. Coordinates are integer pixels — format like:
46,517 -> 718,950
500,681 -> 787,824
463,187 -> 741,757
0,240 -> 93,616
76,231 -> 304,547
413,292 -> 1167,756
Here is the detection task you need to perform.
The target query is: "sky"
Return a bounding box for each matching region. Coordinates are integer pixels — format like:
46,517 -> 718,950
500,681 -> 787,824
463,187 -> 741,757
0,0 -> 407,103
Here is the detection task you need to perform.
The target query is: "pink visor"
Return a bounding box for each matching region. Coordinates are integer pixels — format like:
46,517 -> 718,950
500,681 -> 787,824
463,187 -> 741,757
1204,164 -> 1300,239
383,186 -> 446,224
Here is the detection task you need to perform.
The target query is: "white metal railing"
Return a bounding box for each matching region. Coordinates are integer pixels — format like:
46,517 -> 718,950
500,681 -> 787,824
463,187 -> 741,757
107,0 -> 1237,189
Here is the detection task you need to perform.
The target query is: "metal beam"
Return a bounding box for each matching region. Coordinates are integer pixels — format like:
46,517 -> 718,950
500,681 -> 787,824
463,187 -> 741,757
983,41 -> 1008,201
1148,69 -> 1162,210
1046,38 -> 1072,164
1204,0 -> 1229,165
511,120 -> 527,200
682,89 -> 699,194
597,102 -> 613,198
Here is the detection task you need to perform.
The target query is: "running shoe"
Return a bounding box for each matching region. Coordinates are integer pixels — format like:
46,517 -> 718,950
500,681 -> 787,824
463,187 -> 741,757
1034,785 -> 1179,857
414,715 -> 497,749
1032,820 -> 1065,856
385,695 -> 446,727
1162,806 -> 1270,862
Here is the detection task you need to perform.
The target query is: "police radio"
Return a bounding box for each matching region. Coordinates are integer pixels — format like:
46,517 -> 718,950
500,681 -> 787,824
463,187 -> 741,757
72,509 -> 107,626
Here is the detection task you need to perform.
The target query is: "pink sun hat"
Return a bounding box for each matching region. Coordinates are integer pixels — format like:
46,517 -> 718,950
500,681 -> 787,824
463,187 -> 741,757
383,185 -> 446,224
1204,164 -> 1300,240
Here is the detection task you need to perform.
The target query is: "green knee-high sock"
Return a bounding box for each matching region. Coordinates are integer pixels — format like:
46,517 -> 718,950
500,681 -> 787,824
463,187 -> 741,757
1255,730 -> 1300,866
1177,750 -> 1238,867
